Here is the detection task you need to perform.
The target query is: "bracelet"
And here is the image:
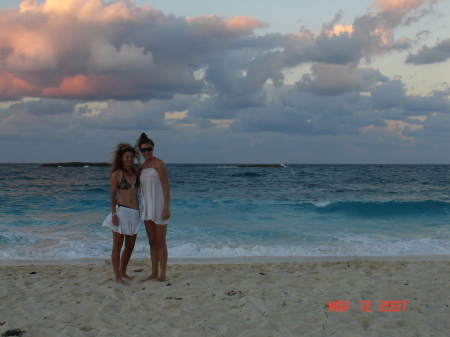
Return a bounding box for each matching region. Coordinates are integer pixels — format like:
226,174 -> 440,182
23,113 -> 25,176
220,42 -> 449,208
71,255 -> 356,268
112,213 -> 117,216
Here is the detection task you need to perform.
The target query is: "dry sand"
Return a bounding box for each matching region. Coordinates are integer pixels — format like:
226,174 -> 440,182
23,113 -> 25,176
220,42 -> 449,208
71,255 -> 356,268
1,258 -> 449,336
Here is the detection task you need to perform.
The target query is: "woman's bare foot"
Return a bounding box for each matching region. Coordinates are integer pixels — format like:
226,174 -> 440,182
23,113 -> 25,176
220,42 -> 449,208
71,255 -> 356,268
121,274 -> 134,280
115,278 -> 130,286
141,274 -> 158,282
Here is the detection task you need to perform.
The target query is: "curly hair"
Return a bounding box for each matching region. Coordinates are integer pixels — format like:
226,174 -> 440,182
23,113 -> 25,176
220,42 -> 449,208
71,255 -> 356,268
111,142 -> 137,175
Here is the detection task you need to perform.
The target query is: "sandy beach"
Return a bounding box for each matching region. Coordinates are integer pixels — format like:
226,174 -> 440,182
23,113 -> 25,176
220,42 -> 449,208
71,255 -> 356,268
1,258 -> 449,336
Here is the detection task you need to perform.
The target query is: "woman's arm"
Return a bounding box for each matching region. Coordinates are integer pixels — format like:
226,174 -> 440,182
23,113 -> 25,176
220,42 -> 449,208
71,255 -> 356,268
110,170 -> 120,226
157,160 -> 171,220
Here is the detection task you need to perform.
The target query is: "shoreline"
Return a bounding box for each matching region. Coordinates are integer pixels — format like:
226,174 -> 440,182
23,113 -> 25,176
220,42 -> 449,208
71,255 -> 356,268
1,254 -> 450,266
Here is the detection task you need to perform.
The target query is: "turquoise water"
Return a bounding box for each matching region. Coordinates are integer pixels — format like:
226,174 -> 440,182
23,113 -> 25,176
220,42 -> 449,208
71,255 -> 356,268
1,164 -> 449,260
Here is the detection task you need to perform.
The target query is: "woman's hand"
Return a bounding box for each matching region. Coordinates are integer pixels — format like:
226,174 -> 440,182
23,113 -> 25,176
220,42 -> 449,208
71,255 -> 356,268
112,215 -> 119,226
162,207 -> 170,221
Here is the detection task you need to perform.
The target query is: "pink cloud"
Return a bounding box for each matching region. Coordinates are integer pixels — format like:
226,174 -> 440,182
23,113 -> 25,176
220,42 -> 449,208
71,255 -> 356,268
186,14 -> 265,38
358,0 -> 441,51
42,74 -> 155,100
42,74 -> 101,98
0,0 -> 263,101
0,73 -> 40,99
372,0 -> 438,13
0,0 -> 441,103
324,24 -> 354,37
20,0 -> 150,22
225,15 -> 266,32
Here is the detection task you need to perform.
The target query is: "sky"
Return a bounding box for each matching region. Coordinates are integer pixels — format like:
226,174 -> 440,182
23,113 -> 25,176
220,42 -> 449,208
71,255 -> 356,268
1,0 -> 450,164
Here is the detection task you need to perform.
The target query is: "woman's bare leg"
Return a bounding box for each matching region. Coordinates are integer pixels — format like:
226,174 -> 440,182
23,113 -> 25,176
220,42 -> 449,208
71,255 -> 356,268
154,224 -> 168,282
112,231 -> 128,285
142,220 -> 159,281
120,234 -> 137,280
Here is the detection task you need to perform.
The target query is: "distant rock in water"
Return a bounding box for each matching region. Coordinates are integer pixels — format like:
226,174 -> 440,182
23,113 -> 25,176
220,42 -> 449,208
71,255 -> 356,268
40,162 -> 111,167
236,164 -> 285,168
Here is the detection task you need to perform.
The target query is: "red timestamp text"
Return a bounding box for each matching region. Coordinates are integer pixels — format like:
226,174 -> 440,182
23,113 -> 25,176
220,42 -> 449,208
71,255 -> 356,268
327,300 -> 408,312
360,300 -> 408,312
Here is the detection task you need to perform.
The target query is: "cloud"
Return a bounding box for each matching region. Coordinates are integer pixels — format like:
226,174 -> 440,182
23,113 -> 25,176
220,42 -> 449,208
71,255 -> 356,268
1,0 -> 442,103
1,0 -> 449,164
371,80 -> 450,115
373,0 -> 432,11
406,38 -> 450,64
79,96 -> 199,131
79,100 -> 171,131
370,0 -> 442,25
218,72 -> 449,141
199,0 -> 442,103
9,98 -> 77,115
371,80 -> 407,109
228,85 -> 382,136
296,63 -> 363,95
88,43 -> 154,73
0,0 -> 265,101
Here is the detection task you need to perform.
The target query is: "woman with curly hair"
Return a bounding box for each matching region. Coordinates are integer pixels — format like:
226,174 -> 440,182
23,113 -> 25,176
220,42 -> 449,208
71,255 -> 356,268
102,143 -> 141,285
137,133 -> 170,282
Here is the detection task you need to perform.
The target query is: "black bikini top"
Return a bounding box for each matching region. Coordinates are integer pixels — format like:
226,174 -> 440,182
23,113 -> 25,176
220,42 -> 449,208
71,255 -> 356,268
118,171 -> 140,189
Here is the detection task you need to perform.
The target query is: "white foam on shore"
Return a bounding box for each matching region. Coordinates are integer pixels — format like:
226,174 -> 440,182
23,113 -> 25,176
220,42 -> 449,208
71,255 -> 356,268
1,254 -> 450,266
2,235 -> 450,261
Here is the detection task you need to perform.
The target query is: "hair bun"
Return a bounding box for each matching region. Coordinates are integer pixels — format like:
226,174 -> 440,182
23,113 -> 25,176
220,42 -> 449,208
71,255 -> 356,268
136,132 -> 154,149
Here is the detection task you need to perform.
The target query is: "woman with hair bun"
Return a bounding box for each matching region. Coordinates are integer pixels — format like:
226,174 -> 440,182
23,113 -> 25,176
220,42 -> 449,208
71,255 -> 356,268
137,133 -> 170,282
102,143 -> 140,285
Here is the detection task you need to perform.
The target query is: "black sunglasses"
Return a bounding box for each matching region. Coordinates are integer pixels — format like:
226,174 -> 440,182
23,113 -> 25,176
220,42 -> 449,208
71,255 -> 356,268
140,147 -> 154,153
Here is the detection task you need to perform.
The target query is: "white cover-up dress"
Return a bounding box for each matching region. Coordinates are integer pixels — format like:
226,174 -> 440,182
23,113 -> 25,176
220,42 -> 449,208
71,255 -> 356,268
140,168 -> 168,225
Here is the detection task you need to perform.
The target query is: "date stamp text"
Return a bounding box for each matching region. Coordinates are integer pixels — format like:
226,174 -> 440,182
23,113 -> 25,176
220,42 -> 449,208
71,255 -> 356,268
327,300 -> 408,312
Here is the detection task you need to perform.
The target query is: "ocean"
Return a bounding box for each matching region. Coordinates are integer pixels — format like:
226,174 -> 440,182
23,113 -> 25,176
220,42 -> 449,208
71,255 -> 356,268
1,163 -> 449,260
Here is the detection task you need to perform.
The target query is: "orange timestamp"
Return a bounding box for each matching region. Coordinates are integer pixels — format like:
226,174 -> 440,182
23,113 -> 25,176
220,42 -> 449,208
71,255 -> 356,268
327,300 -> 408,312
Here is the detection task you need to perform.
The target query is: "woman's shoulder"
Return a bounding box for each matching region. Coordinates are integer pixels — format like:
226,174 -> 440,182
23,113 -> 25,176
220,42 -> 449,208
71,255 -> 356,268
110,170 -> 122,184
154,157 -> 165,167
111,169 -> 122,177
